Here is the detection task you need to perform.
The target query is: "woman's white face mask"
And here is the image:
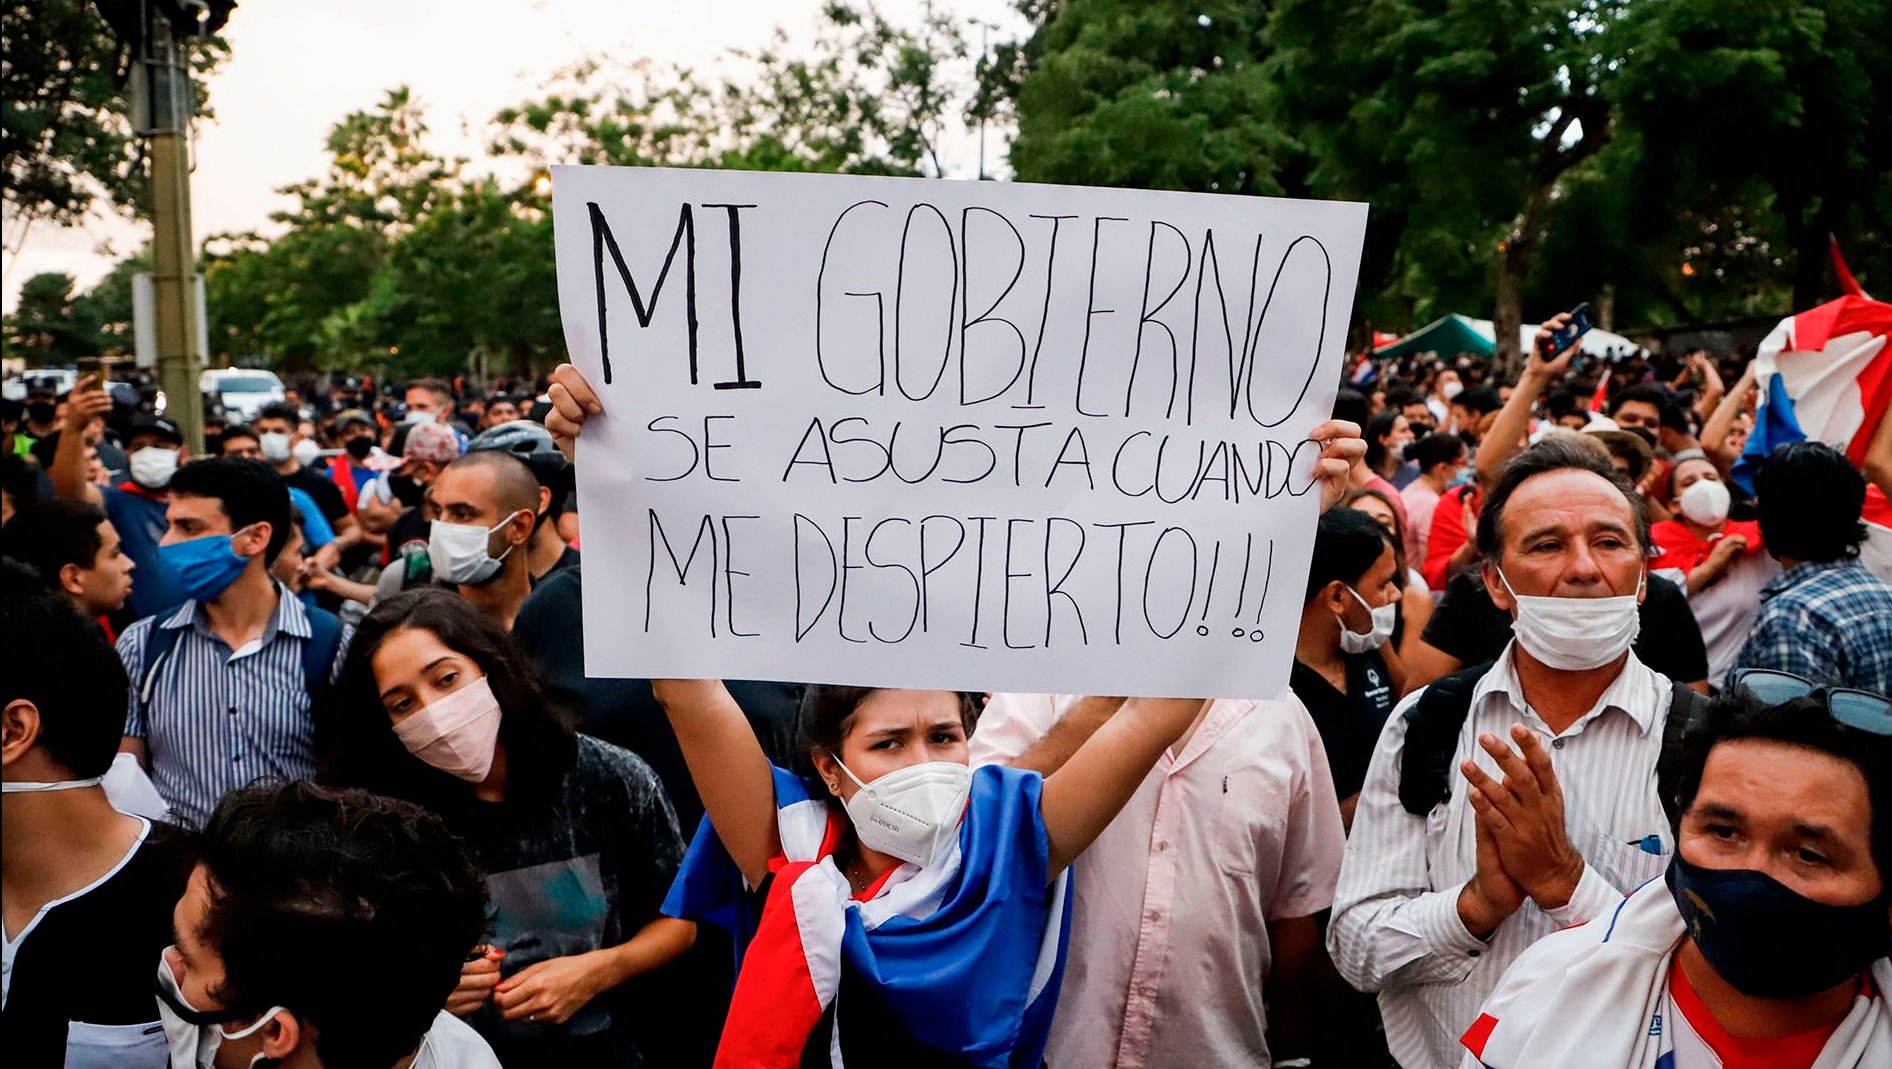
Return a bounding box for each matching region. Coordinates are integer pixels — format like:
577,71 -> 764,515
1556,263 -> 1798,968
831,756 -> 972,869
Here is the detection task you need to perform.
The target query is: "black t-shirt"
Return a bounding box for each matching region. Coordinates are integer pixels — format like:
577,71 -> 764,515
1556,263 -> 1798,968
3,819 -> 189,1067
1421,569 -> 1709,684
1289,651 -> 1397,801
460,736 -> 682,1068
389,505 -> 430,557
282,465 -> 348,524
532,544 -> 581,586
511,565 -> 802,838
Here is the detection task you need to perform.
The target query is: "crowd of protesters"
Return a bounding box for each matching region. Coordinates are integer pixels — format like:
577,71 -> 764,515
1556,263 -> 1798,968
3,304 -> 1890,1069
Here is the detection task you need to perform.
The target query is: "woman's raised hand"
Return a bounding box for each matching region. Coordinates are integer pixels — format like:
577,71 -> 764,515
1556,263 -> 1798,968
545,363 -> 604,463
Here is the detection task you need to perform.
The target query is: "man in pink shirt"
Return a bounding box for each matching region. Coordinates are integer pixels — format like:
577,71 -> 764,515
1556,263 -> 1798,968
1400,432 -> 1469,567
972,693 -> 1345,1068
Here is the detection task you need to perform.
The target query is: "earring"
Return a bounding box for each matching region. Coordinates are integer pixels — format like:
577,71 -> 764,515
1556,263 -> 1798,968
826,781 -> 840,794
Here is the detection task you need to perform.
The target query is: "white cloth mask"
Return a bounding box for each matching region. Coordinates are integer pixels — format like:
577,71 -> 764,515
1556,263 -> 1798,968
1441,380 -> 1465,401
833,757 -> 972,869
1,775 -> 104,793
156,951 -> 284,1069
402,409 -> 435,426
290,437 -> 321,468
428,514 -> 523,585
1678,477 -> 1732,527
1337,586 -> 1397,653
1498,567 -> 1644,671
258,432 -> 292,463
129,447 -> 179,489
393,675 -> 503,782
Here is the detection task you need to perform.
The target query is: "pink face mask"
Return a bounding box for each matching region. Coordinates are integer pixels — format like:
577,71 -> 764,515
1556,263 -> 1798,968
392,675 -> 502,782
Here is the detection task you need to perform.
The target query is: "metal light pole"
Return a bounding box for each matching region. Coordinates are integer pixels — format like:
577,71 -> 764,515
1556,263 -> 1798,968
136,12 -> 204,450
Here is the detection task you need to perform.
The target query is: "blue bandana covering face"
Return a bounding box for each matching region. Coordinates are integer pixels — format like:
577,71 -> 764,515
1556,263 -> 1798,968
157,530 -> 254,603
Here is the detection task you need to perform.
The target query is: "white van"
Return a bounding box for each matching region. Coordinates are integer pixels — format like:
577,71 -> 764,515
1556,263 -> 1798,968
199,368 -> 285,421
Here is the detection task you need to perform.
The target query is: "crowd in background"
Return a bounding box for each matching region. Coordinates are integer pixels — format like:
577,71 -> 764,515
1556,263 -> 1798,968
4,305 -> 1891,1069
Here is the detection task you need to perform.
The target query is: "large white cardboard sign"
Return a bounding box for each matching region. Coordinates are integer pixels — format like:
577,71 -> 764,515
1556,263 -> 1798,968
552,166 -> 1367,698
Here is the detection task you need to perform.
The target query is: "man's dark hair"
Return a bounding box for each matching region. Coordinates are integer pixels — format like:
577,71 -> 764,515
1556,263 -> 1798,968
1660,399 -> 1696,435
0,559 -> 128,778
193,782 -> 488,1069
323,588 -> 576,815
1,453 -> 42,512
167,457 -> 294,564
1455,386 -> 1503,416
1754,440 -> 1868,563
1407,432 -> 1466,476
1305,506 -> 1395,605
1386,387 -> 1422,411
3,499 -> 107,588
1545,390 -> 1581,420
216,424 -> 260,454
1475,436 -> 1649,559
441,450 -> 541,518
1609,383 -> 1668,417
1670,689 -> 1892,878
255,402 -> 299,426
1333,388 -> 1370,429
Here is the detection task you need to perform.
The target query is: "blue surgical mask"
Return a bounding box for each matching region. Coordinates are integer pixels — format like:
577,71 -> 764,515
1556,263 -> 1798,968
158,529 -> 256,603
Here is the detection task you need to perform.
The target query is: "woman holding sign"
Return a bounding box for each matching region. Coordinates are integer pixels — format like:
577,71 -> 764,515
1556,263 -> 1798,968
543,365 -> 1363,1065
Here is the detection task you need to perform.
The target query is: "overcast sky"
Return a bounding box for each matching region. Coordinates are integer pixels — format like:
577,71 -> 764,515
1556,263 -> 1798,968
2,0 -> 1021,312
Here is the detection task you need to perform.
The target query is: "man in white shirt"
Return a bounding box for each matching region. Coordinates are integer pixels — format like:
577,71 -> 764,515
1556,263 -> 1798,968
1329,437 -> 1685,1069
973,693 -> 1344,1068
157,781 -> 501,1069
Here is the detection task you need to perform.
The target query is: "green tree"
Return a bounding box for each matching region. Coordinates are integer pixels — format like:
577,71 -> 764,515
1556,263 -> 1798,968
337,179 -> 562,378
0,0 -> 226,231
1267,0 -> 1624,371
490,3 -> 969,177
1610,0 -> 1892,310
2,272 -> 102,365
1002,0 -> 1293,196
199,88 -> 450,369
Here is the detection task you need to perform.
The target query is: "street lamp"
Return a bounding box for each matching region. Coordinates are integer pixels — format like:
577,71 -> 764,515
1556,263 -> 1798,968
91,0 -> 237,453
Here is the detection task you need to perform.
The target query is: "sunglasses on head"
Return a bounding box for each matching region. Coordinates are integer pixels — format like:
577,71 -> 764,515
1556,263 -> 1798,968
1726,669 -> 1892,736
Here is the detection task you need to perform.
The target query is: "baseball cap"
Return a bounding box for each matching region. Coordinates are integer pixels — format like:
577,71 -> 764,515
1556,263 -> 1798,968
399,420 -> 461,465
125,416 -> 184,445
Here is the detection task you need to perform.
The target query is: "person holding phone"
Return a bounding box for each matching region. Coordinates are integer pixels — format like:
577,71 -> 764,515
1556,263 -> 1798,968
49,376 -> 191,620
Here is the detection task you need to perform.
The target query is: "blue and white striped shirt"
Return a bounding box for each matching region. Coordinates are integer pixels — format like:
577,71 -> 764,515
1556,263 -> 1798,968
117,583 -> 352,827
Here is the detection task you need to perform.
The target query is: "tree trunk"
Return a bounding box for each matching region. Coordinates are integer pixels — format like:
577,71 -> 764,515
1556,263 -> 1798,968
1494,248 -> 1525,380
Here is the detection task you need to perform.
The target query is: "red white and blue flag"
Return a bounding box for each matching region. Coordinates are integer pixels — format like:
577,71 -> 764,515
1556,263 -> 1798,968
663,764 -> 1071,1068
1733,251 -> 1892,534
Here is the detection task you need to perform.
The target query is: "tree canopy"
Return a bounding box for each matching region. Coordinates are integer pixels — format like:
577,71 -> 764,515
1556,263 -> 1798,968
9,0 -> 1888,380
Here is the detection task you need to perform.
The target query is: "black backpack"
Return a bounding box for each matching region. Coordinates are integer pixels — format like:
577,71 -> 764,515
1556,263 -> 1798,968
1396,661 -> 1706,827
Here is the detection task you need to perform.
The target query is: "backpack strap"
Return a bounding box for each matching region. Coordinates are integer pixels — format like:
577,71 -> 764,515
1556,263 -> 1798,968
137,622 -> 185,707
1397,660 -> 1497,816
1656,681 -> 1708,829
300,606 -> 343,698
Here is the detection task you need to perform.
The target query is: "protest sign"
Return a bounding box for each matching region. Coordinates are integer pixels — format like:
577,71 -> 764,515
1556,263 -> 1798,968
552,165 -> 1366,698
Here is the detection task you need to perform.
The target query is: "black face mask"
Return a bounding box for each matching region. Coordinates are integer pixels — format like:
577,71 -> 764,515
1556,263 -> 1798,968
1667,854 -> 1890,999
345,437 -> 374,461
389,474 -> 424,507
26,402 -> 55,425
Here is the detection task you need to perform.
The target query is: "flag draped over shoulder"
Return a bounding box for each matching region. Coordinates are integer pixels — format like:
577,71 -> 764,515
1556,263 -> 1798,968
1732,286 -> 1892,536
662,763 -> 1072,1069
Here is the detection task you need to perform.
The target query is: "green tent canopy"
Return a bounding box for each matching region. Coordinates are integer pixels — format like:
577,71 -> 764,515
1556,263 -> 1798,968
1370,314 -> 1496,361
